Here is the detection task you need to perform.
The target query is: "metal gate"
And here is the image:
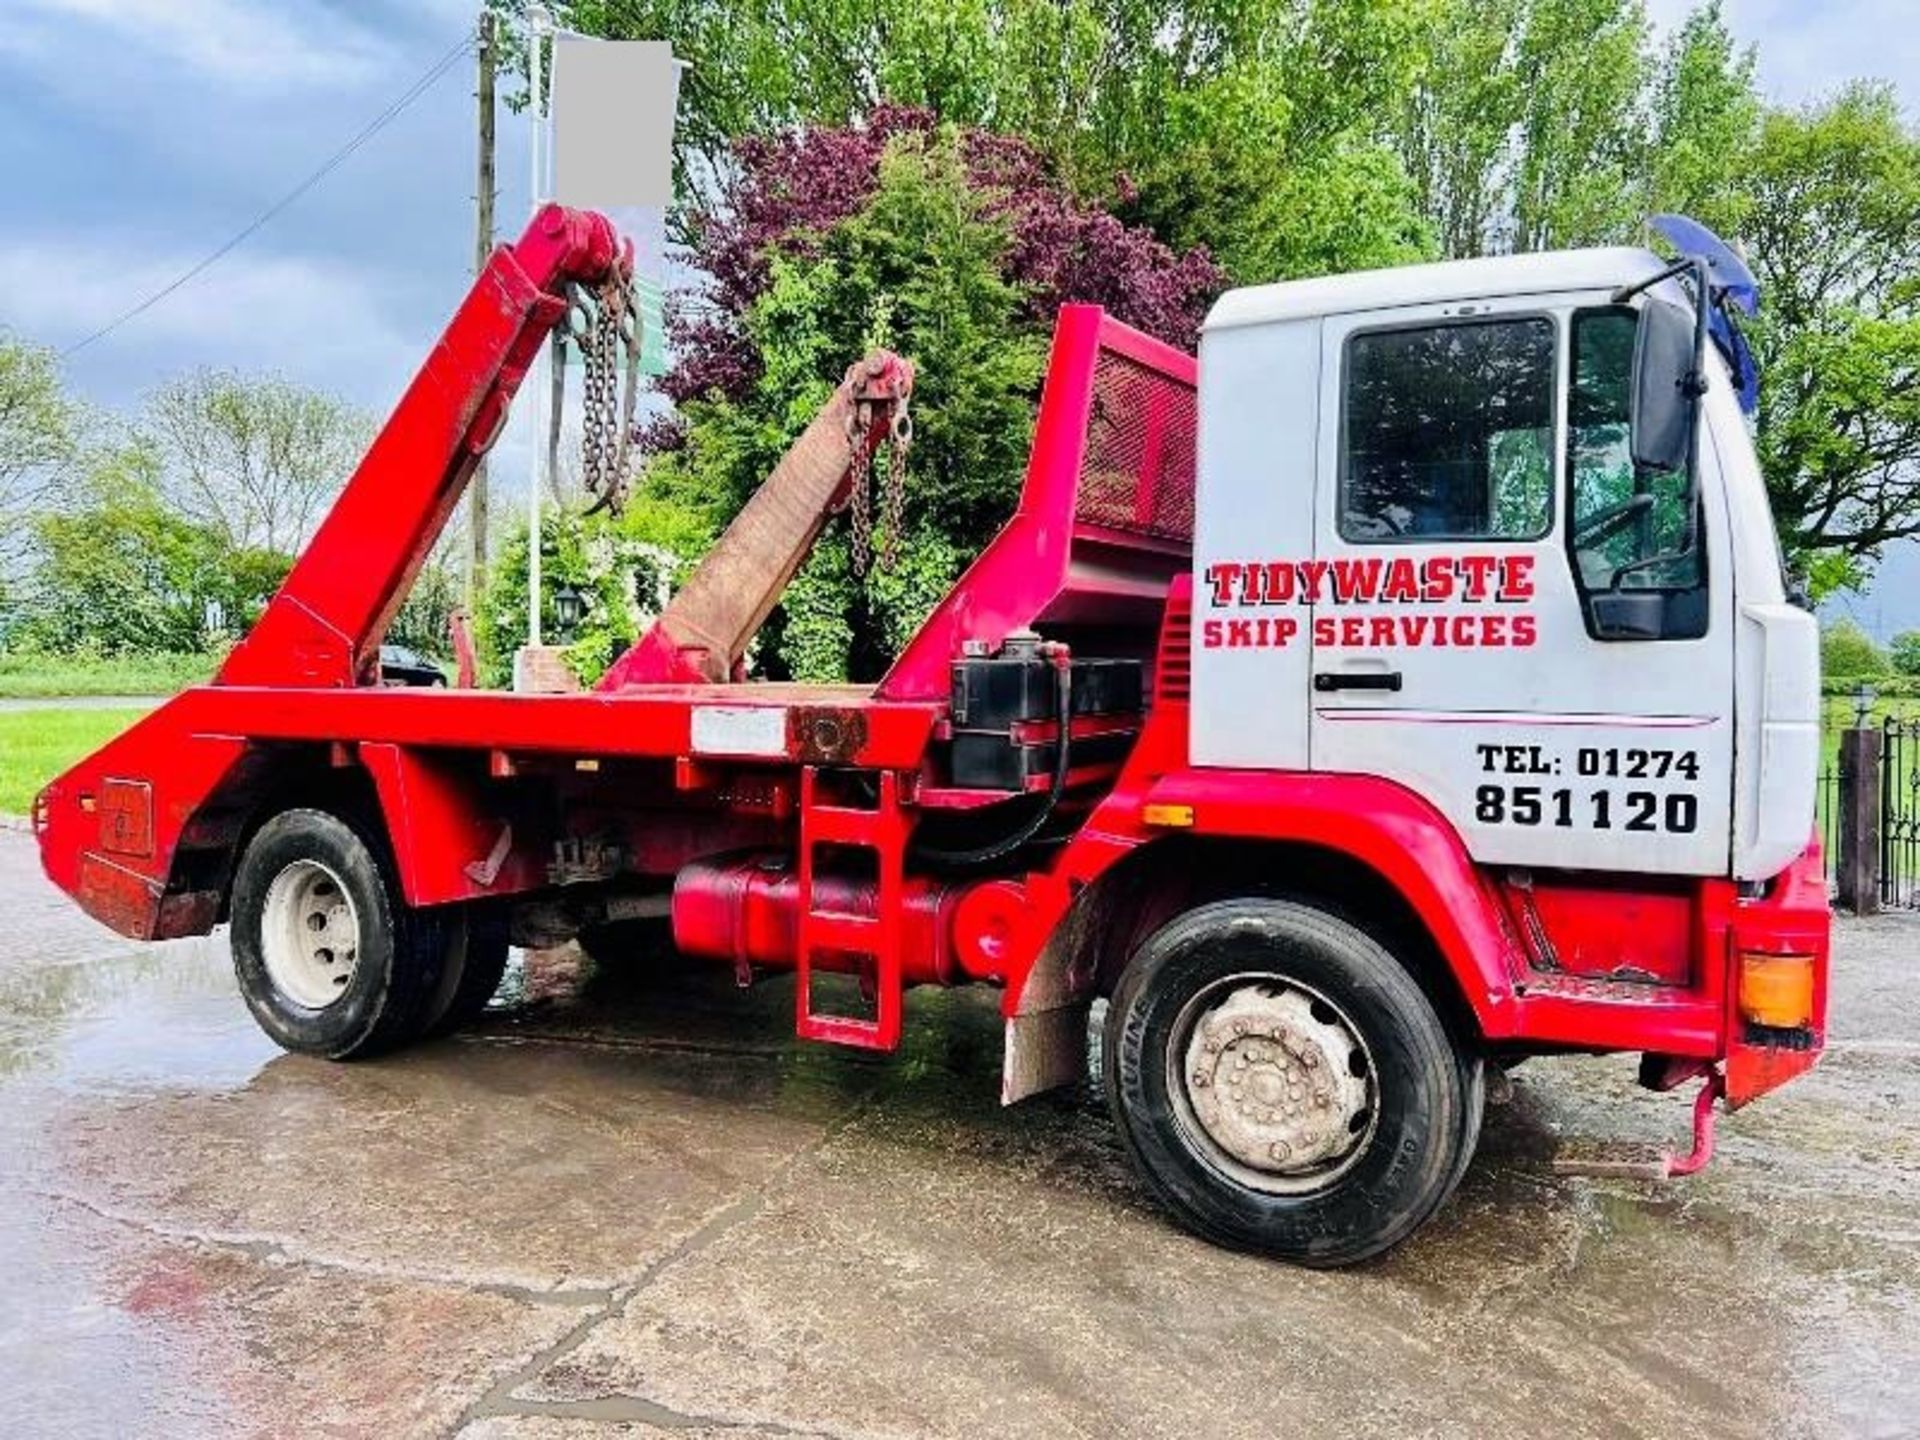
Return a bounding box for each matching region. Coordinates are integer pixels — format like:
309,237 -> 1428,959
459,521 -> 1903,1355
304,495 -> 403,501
1881,717 -> 1920,907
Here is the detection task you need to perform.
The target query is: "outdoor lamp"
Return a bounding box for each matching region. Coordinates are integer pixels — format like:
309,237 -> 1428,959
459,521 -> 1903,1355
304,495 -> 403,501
553,582 -> 586,640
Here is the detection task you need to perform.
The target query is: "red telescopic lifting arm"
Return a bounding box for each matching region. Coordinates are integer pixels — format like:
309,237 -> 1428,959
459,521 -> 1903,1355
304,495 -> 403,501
217,204 -> 626,689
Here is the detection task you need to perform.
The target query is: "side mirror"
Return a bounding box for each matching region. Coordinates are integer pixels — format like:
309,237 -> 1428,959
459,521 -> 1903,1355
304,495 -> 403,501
1590,589 -> 1666,641
1629,296 -> 1699,473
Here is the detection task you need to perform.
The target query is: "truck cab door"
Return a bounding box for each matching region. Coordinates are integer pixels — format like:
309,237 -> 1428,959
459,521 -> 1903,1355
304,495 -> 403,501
1305,297 -> 1734,877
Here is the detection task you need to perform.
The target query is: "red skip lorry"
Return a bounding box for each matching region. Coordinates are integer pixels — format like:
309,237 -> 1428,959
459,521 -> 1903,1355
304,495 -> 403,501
35,206 -> 1829,1266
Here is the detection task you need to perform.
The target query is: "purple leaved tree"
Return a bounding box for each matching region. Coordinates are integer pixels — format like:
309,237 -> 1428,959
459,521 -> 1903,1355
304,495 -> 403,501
649,108 -> 1224,444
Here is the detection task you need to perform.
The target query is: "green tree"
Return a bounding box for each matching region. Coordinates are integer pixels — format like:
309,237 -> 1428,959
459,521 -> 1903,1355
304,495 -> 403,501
13,446 -> 268,656
1744,85 -> 1920,577
1508,0 -> 1651,251
651,131 -> 1046,678
0,333 -> 81,568
145,370 -> 372,554
514,0 -> 1435,284
1396,0 -> 1527,259
1396,0 -> 1671,257
1820,618 -> 1889,679
474,499 -> 709,686
1890,630 -> 1920,677
1645,1 -> 1760,234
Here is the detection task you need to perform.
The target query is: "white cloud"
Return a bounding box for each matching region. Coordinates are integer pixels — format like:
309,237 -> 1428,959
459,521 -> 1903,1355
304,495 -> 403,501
0,0 -> 390,92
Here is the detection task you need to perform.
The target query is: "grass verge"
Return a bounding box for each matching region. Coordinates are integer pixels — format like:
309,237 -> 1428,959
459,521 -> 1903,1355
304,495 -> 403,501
0,651 -> 212,699
0,708 -> 148,814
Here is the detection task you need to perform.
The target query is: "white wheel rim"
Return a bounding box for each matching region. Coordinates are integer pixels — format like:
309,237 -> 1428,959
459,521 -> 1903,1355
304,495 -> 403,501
260,859 -> 361,1010
1167,973 -> 1378,1196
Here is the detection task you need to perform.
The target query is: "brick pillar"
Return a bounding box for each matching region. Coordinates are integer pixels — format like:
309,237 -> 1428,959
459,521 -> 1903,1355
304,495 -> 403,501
513,645 -> 582,695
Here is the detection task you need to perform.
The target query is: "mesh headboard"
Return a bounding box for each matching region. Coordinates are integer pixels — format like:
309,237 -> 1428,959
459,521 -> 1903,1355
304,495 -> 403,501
1075,340 -> 1198,547
877,305 -> 1198,700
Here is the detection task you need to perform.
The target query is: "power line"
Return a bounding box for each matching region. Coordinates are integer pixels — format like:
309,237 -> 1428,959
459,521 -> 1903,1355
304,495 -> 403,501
62,33 -> 476,359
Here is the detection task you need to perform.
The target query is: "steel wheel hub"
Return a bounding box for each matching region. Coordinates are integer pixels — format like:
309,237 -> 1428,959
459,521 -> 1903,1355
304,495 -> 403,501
1178,983 -> 1373,1188
261,859 -> 360,1010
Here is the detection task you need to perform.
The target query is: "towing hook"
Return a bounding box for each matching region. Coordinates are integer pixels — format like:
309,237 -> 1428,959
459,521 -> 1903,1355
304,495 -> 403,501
1550,1067 -> 1724,1182
1662,1067 -> 1725,1179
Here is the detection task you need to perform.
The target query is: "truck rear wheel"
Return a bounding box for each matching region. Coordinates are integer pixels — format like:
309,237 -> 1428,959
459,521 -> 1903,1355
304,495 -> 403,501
230,809 -> 447,1059
1104,898 -> 1481,1267
419,908 -> 510,1039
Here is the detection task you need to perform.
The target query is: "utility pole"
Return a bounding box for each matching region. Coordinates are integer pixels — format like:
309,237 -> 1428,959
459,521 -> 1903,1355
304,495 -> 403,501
467,7 -> 497,611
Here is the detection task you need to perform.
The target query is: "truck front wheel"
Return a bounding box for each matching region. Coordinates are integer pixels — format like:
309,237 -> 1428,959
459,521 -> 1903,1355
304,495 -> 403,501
1104,898 -> 1481,1267
230,809 -> 448,1059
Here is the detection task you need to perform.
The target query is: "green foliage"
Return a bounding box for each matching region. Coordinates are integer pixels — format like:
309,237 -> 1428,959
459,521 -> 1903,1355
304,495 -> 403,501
388,563 -> 461,661
1507,0 -> 1651,251
650,130 -> 1047,675
1745,84 -> 1920,570
0,332 -> 82,566
533,0 -> 1436,285
659,133 -> 1045,536
474,500 -> 709,686
1821,674 -> 1920,701
1646,1 -> 1760,235
1105,4 -> 1438,282
1396,1 -> 1764,257
145,369 -> 372,554
1891,631 -> 1920,678
12,447 -> 285,657
777,524 -> 971,681
1801,551 -> 1867,604
1820,619 -> 1890,679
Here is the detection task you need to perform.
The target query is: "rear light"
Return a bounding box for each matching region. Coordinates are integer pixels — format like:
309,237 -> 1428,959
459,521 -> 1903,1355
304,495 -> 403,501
1738,951 -> 1815,1030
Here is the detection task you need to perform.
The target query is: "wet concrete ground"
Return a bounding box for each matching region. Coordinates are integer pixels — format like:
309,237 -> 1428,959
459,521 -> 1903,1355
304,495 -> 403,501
1,824 -> 1915,1440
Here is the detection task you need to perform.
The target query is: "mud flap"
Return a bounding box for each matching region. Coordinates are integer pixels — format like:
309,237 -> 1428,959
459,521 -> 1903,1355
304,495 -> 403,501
1002,1003 -> 1091,1104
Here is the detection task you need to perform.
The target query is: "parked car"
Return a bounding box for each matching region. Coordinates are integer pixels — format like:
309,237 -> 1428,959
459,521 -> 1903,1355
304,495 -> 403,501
376,645 -> 447,687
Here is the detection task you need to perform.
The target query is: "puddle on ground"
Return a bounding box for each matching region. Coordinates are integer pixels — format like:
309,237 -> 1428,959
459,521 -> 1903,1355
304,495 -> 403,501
0,934 -> 275,1095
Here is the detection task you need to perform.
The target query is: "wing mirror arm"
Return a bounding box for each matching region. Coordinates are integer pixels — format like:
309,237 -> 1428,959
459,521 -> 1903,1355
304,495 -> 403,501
1614,255 -> 1712,572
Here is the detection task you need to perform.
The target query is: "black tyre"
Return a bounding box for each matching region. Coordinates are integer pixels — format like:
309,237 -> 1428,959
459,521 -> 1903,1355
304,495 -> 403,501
419,907 -> 511,1039
1104,898 -> 1482,1267
230,809 -> 448,1059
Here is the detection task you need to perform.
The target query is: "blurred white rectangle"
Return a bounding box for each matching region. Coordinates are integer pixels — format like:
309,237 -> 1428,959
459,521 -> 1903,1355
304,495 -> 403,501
551,38 -> 678,208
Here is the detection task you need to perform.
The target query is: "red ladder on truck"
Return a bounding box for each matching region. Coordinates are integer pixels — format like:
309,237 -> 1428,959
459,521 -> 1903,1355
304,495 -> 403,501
795,768 -> 908,1049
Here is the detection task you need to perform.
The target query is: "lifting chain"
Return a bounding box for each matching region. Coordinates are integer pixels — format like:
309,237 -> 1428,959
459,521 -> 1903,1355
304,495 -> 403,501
844,392 -> 912,578
575,269 -> 642,516
881,404 -> 909,571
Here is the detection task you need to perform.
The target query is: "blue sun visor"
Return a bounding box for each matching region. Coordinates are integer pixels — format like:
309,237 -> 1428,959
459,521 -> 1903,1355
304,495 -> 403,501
1649,214 -> 1761,414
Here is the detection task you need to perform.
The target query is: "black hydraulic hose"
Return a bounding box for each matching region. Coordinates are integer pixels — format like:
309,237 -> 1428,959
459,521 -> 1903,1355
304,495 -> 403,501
914,657 -> 1073,869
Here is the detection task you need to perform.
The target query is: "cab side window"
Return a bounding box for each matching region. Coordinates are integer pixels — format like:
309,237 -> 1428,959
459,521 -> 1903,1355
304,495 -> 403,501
1340,317 -> 1554,542
1568,306 -> 1707,637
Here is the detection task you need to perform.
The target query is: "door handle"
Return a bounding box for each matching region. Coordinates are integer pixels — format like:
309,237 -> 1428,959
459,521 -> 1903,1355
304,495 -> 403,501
1314,671 -> 1403,693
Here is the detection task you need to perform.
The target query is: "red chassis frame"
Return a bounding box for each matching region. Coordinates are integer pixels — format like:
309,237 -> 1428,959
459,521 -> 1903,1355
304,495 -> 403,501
33,206 -> 1827,1109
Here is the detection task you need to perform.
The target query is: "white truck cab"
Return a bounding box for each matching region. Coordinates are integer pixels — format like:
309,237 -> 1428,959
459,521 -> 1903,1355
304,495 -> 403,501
1192,242 -> 1819,886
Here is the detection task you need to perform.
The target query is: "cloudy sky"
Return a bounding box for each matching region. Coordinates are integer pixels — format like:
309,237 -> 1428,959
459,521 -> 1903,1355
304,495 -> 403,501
0,0 -> 1912,621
